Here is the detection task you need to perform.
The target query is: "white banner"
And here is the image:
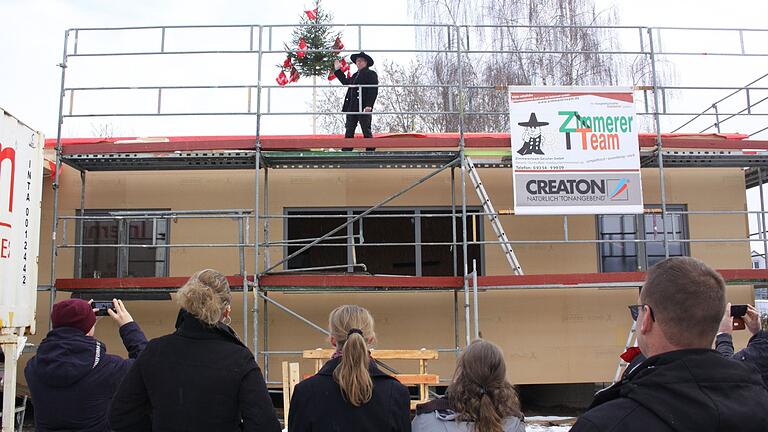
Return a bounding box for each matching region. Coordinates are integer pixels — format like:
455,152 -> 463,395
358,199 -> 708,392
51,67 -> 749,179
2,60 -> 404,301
0,108 -> 44,332
509,87 -> 643,215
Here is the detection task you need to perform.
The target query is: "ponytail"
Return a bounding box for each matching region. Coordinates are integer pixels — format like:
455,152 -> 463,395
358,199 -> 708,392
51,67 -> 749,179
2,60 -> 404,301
328,305 -> 377,407
476,392 -> 504,432
333,331 -> 373,406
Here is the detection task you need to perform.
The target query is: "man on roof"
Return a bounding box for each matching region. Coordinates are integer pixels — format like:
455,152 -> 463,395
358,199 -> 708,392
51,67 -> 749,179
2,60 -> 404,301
333,52 -> 379,151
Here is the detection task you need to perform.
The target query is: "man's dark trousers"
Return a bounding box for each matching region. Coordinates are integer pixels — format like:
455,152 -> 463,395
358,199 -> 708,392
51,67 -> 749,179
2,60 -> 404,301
343,114 -> 374,151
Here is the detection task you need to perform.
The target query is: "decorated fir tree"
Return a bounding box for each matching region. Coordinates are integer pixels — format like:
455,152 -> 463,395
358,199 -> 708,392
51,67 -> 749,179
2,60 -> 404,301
275,0 -> 346,133
285,1 -> 339,77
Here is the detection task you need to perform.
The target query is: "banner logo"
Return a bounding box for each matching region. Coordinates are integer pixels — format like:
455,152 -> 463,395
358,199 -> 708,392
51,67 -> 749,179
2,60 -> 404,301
516,113 -> 549,156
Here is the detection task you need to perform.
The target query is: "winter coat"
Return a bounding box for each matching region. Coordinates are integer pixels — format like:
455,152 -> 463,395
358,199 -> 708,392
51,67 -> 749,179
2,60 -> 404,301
412,398 -> 525,432
24,322 -> 147,432
571,348 -> 768,432
288,356 -> 411,432
109,314 -> 280,432
716,330 -> 768,386
335,67 -> 379,112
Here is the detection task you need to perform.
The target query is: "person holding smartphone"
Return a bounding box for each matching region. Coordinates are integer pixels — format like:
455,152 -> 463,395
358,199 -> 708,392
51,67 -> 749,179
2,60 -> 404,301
716,302 -> 768,386
25,298 -> 147,432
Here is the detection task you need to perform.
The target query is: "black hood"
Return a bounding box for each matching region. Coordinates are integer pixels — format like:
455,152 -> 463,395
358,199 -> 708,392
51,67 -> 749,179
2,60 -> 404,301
26,327 -> 105,388
614,349 -> 768,431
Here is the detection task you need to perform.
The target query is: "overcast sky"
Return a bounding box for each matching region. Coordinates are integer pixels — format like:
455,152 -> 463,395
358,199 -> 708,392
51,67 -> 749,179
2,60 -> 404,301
0,0 -> 765,138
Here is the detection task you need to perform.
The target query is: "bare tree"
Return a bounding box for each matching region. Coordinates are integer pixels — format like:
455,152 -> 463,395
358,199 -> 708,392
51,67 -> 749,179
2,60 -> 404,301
90,122 -> 120,138
318,1 -> 674,134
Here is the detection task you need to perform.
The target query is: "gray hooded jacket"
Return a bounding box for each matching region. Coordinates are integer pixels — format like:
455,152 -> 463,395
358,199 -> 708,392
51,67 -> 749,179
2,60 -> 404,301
412,399 -> 526,432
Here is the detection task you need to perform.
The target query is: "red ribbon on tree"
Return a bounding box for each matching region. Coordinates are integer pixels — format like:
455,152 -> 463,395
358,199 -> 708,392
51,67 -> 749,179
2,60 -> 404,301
328,71 -> 337,81
305,9 -> 318,20
276,70 -> 289,86
289,67 -> 300,83
283,57 -> 293,68
297,38 -> 307,58
334,37 -> 344,51
340,57 -> 350,72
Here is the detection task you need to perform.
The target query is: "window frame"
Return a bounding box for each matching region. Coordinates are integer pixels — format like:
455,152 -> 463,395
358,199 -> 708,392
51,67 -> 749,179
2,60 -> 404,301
283,206 -> 485,276
596,204 -> 690,272
74,209 -> 171,278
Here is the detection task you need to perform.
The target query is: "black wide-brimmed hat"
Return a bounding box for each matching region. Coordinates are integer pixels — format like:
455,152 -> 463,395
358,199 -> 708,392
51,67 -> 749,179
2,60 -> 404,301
350,52 -> 374,67
518,113 -> 549,127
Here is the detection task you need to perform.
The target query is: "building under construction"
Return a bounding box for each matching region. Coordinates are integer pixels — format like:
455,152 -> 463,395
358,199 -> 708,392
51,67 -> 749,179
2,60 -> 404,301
23,22 -> 768,408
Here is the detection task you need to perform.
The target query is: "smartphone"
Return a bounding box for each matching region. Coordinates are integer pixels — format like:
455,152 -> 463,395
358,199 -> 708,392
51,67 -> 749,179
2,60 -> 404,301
731,304 -> 748,317
92,301 -> 116,317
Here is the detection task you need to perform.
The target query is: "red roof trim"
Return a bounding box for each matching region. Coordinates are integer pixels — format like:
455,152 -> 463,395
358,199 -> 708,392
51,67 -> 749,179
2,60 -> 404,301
54,269 -> 768,290
43,133 -> 766,154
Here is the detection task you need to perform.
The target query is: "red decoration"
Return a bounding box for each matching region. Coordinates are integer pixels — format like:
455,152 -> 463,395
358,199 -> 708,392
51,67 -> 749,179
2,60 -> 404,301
334,37 -> 344,51
346,71 -> 351,78
283,57 -> 293,68
276,70 -> 289,86
620,347 -> 642,363
297,38 -> 307,58
289,67 -> 300,83
328,71 -> 337,81
305,9 -> 318,20
340,57 -> 350,72
47,160 -> 61,182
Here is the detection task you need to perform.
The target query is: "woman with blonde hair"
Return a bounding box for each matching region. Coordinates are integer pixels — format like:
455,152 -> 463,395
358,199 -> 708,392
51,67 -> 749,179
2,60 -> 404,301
110,269 -> 280,432
412,339 -> 525,432
288,304 -> 410,431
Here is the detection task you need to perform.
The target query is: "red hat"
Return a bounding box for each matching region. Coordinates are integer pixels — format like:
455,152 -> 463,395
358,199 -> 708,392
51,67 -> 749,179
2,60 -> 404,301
51,299 -> 96,334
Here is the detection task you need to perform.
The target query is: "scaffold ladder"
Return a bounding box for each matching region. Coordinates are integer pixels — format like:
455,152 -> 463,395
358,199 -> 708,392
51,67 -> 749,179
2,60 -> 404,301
465,157 -> 524,275
613,321 -> 638,382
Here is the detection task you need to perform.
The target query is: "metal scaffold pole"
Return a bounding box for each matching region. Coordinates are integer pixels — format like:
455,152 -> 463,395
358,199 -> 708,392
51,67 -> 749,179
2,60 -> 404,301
456,25 -> 471,347
253,25 -> 263,361
648,28 -> 670,259
49,30 -> 70,326
759,168 -> 768,263
263,166 -> 270,378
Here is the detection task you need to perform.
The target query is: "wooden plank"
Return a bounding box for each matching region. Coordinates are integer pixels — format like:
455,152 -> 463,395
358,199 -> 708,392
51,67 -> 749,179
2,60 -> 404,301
289,363 -> 300,396
281,362 -> 291,424
394,374 -> 440,385
302,348 -> 439,360
411,400 -> 427,411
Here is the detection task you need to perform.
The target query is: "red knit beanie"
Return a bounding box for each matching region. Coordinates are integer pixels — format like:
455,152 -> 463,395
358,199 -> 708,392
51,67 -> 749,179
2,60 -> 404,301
51,299 -> 96,334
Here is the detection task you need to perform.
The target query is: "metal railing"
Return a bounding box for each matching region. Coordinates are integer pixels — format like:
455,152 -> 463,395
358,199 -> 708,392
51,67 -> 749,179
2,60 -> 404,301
47,23 -> 768,382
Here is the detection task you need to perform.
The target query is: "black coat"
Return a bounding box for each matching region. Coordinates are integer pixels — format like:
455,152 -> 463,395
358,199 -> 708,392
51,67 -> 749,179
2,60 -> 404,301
571,349 -> 768,432
716,330 -> 768,386
288,356 -> 411,432
24,322 -> 147,432
335,68 -> 379,113
109,315 -> 280,432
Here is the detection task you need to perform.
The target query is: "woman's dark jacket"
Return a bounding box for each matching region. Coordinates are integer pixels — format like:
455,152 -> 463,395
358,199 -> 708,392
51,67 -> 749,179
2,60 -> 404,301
334,68 -> 379,112
109,313 -> 280,432
24,322 -> 147,432
288,356 -> 411,432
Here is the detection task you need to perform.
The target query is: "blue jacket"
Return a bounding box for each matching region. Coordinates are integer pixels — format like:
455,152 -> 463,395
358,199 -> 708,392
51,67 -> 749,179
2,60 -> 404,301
715,330 -> 768,386
24,322 -> 147,432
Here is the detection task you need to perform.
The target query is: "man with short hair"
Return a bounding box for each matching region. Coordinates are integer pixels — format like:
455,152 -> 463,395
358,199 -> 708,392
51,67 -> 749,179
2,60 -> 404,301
25,298 -> 147,432
572,257 -> 768,432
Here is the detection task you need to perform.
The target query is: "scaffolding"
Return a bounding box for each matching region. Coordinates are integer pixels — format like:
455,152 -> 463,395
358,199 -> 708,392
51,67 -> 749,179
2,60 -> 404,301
45,23 -> 768,385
